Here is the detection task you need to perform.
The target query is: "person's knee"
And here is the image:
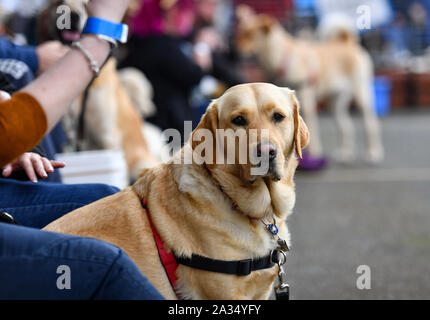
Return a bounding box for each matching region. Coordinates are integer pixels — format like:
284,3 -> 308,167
92,248 -> 165,300
0,225 -> 124,299
92,184 -> 120,198
74,183 -> 120,206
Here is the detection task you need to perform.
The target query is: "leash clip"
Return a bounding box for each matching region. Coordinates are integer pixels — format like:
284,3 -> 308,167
275,263 -> 290,300
262,216 -> 290,300
270,248 -> 287,265
274,248 -> 290,300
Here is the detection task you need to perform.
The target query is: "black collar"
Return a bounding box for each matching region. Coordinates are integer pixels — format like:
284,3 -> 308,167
174,251 -> 279,277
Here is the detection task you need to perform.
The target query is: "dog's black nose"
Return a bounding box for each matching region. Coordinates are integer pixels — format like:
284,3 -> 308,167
256,143 -> 278,161
70,12 -> 81,30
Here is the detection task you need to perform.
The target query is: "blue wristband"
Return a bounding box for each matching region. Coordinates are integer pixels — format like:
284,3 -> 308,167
82,17 -> 128,44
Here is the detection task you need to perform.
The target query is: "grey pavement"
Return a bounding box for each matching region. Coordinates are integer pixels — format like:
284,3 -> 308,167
287,110 -> 430,299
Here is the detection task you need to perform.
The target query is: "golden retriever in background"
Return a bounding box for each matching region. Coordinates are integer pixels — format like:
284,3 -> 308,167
236,6 -> 384,164
38,0 -> 158,181
64,59 -> 158,179
44,83 -> 309,300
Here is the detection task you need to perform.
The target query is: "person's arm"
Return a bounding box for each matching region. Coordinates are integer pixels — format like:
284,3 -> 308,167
36,41 -> 70,74
0,0 -> 130,167
0,38 -> 68,75
0,92 -> 48,168
22,0 -> 130,133
22,36 -> 110,132
0,36 -> 110,167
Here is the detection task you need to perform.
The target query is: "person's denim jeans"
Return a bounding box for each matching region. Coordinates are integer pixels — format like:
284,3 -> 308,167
0,178 -> 119,229
0,178 -> 164,300
0,223 -> 165,300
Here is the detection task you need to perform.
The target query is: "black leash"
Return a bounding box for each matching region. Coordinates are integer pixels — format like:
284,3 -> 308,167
261,217 -> 291,300
75,53 -> 112,151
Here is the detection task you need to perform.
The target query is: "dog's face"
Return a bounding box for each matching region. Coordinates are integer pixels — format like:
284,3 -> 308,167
38,0 -> 89,44
236,9 -> 277,56
60,0 -> 89,43
192,83 -> 309,184
39,0 -> 140,44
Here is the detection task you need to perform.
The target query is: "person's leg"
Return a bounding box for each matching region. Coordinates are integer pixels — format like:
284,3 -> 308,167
0,178 -> 119,228
0,223 -> 165,300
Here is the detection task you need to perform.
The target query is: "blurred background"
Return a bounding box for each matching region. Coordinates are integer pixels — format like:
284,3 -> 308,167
0,0 -> 428,299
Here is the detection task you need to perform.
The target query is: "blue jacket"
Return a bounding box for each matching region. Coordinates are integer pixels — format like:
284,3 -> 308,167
0,37 -> 38,74
0,37 -> 37,91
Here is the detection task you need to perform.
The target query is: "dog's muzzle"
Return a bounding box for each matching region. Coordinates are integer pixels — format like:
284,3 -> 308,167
254,142 -> 280,181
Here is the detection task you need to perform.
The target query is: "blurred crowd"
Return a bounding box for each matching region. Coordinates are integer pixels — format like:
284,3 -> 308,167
0,0 -> 429,152
1,0 -> 427,301
363,0 -> 430,71
0,0 -> 245,139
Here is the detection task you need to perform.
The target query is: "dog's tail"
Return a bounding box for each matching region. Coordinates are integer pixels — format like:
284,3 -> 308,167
118,68 -> 157,118
317,13 -> 358,43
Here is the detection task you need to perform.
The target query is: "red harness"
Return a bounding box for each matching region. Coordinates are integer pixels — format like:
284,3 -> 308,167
141,199 -> 179,297
141,199 -> 280,300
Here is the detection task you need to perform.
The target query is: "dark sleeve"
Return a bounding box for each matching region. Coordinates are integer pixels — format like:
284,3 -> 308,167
212,52 -> 245,87
156,39 -> 204,90
0,92 -> 47,168
0,37 -> 39,74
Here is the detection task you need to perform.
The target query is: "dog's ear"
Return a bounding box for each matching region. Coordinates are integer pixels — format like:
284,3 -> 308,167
258,14 -> 275,34
191,102 -> 218,151
290,91 -> 310,159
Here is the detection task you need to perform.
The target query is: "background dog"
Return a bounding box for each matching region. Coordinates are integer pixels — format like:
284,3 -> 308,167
38,0 -> 158,182
44,83 -> 309,299
236,6 -> 384,164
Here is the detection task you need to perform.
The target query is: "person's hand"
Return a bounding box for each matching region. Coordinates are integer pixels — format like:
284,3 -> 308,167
36,41 -> 69,74
2,153 -> 66,183
0,90 -> 11,101
87,0 -> 131,23
196,27 -> 223,51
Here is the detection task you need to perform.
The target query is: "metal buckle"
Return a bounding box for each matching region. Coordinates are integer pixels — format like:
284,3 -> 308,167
270,249 -> 287,265
0,212 -> 18,225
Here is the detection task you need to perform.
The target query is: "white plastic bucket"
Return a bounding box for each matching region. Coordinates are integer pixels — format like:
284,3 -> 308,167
56,150 -> 128,190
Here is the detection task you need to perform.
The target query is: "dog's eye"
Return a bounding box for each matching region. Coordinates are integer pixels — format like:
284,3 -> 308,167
272,113 -> 285,123
231,115 -> 247,126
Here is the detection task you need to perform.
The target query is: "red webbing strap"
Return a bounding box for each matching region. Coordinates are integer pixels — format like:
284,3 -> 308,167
141,199 -> 179,298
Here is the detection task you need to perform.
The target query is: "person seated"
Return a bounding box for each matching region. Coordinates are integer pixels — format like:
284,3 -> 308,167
123,0 -> 209,138
0,38 -> 69,182
0,0 -> 164,300
0,47 -> 118,228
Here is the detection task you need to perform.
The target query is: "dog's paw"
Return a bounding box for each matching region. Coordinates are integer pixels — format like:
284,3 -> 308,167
365,148 -> 384,164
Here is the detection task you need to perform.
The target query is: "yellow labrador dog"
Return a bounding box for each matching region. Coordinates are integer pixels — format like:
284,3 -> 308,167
236,7 -> 384,163
44,83 -> 309,300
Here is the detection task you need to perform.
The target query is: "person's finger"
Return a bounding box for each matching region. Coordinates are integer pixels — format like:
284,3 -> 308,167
31,155 -> 48,179
50,160 -> 66,169
0,90 -> 11,102
21,158 -> 38,182
41,157 -> 54,173
2,164 -> 12,177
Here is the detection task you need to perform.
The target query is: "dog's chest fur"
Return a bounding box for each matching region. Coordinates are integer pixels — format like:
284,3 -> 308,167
136,152 -> 294,299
